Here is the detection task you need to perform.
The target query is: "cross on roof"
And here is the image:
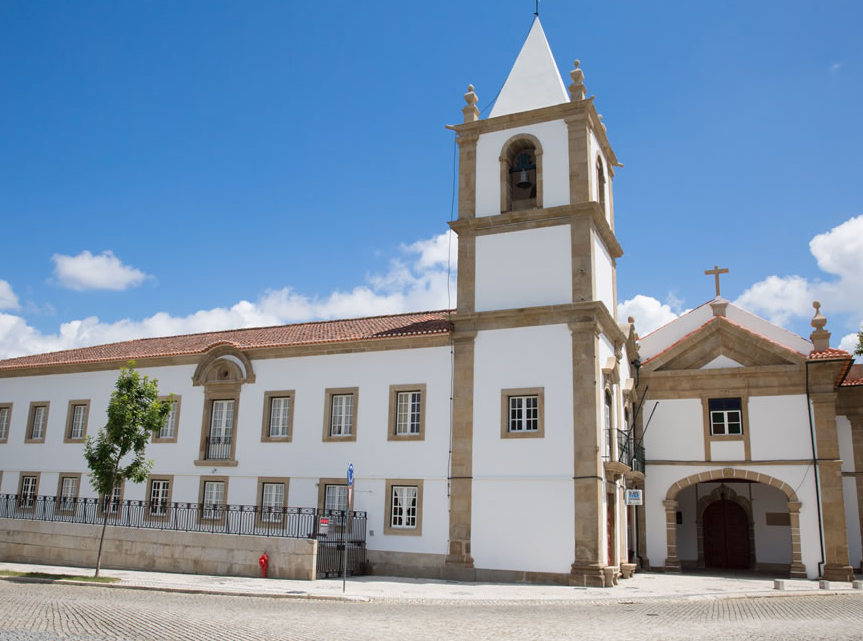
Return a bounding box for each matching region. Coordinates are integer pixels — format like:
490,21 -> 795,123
704,265 -> 730,297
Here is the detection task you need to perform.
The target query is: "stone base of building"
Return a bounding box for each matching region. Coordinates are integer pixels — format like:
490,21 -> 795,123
822,564 -> 855,582
620,562 -> 637,579
570,563 -> 612,587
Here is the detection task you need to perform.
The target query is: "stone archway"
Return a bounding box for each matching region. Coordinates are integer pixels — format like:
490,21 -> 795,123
662,468 -> 806,577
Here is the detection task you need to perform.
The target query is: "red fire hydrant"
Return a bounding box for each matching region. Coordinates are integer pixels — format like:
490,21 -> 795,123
258,552 -> 268,578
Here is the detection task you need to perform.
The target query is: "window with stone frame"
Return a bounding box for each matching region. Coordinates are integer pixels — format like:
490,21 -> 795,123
65,401 -> 89,441
201,480 -> 225,521
387,384 -> 427,441
596,155 -> 607,213
27,403 -> 48,442
19,474 -> 39,508
709,398 -> 743,435
262,391 -> 294,441
500,388 -> 544,439
0,404 -> 11,442
58,475 -> 79,512
157,398 -> 179,440
384,479 -> 423,536
260,482 -> 285,523
322,388 -> 358,442
100,482 -> 124,515
148,478 -> 171,516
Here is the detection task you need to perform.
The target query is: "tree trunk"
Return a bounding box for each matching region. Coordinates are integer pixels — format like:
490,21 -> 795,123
95,464 -> 120,578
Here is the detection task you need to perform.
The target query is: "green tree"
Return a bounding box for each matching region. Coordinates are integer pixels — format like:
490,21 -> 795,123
84,362 -> 171,577
856,326 -> 863,357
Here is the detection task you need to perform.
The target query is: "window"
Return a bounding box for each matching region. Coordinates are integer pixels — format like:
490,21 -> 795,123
384,479 -> 423,536
18,473 -> 39,509
200,479 -> 226,522
322,388 -> 358,442
57,475 -> 80,512
206,399 -> 234,460
596,155 -> 607,213
387,384 -> 426,441
100,482 -> 124,515
318,478 -> 350,527
603,389 -> 613,459
257,478 -> 289,525
709,398 -> 743,435
148,477 -> 172,517
26,402 -> 49,442
154,396 -> 180,442
261,391 -> 294,442
65,400 -> 90,442
0,404 -> 11,442
500,388 -> 544,439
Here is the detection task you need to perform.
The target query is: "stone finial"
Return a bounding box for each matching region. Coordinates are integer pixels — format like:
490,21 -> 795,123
810,300 -> 831,351
598,113 -> 607,132
627,316 -> 635,324
569,60 -> 586,101
710,297 -> 729,317
462,84 -> 480,123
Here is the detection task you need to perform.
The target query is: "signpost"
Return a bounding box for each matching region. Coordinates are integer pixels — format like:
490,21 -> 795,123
343,463 -> 354,593
624,489 -> 643,506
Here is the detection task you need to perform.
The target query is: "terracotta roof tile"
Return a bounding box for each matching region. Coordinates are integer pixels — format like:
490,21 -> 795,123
0,310 -> 455,372
807,348 -> 852,360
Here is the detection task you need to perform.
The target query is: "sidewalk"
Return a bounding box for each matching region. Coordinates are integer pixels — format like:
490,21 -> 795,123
1,561 -> 860,603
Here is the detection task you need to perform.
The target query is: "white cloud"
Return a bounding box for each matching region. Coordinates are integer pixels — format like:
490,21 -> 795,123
0,232 -> 457,359
52,250 -> 151,291
0,280 -> 20,311
618,294 -> 679,336
735,214 -> 863,331
838,332 -> 860,356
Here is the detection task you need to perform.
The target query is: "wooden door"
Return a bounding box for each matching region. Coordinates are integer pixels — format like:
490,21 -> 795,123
606,493 -> 615,564
703,499 -> 751,569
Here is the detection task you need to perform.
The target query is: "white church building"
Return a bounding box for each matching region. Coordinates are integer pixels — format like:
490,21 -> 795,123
0,18 -> 860,586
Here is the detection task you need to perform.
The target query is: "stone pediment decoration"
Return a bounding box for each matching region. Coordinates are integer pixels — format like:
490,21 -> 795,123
192,343 -> 256,387
645,317 -> 804,373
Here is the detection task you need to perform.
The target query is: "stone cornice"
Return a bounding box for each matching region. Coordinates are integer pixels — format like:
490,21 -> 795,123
449,202 -> 622,259
452,301 -> 624,343
449,98 -> 619,168
638,363 -> 805,397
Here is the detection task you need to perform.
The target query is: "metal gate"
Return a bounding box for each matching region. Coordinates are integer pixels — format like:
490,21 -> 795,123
315,510 -> 367,578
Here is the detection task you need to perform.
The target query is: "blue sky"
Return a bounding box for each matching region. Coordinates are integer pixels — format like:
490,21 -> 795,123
1,1 -> 861,358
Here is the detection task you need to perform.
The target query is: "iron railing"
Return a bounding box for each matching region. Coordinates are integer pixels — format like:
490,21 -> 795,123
630,444 -> 645,473
0,494 -> 367,541
205,436 -> 232,460
616,429 -> 632,466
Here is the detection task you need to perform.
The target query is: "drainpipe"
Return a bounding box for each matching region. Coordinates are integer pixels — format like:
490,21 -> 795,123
804,359 -> 826,578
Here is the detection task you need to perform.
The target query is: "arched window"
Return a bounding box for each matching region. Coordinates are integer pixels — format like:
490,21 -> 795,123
603,390 -> 613,460
596,156 -> 606,213
500,135 -> 543,213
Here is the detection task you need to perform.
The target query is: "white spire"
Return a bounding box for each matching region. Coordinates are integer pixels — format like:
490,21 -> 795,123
489,17 -> 569,118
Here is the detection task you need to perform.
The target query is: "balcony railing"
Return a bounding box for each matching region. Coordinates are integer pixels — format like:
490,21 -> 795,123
0,494 -> 366,541
631,444 -> 645,473
616,429 -> 632,467
205,436 -> 232,460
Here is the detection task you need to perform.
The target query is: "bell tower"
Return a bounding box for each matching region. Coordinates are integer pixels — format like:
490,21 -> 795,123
446,17 -> 630,587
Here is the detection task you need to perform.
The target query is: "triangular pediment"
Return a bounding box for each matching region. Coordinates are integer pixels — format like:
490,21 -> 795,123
644,318 -> 805,372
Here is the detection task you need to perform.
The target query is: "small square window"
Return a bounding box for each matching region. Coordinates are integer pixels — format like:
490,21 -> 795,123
201,481 -> 225,521
258,480 -> 288,524
500,388 -> 545,439
57,475 -> 80,512
99,482 -> 125,516
709,398 -> 743,435
18,473 -> 39,509
148,477 -> 172,518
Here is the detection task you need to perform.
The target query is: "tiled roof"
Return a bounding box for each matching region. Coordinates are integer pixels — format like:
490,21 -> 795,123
841,364 -> 863,387
0,310 -> 454,372
807,348 -> 852,360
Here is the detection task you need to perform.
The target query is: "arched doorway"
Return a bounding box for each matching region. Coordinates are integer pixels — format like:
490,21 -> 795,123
702,499 -> 751,569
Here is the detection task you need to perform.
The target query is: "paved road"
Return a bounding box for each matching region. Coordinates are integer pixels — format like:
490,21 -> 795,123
0,580 -> 861,640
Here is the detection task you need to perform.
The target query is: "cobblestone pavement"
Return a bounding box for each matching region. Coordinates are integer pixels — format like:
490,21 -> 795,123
0,581 -> 862,641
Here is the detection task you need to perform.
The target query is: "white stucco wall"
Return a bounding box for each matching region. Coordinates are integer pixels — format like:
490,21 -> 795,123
710,441 -> 745,461
471,324 -> 575,572
843,476 -> 862,568
642,399 -> 704,461
749,395 -> 812,460
475,225 -> 572,312
0,345 -> 454,557
592,232 -> 614,313
474,120 -> 570,217
837,415 -> 855,473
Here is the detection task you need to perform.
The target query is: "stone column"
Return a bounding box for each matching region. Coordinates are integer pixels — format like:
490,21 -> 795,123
569,319 -> 607,586
445,330 -> 476,579
663,499 -> 681,572
810,391 -> 854,581
787,501 -> 807,578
